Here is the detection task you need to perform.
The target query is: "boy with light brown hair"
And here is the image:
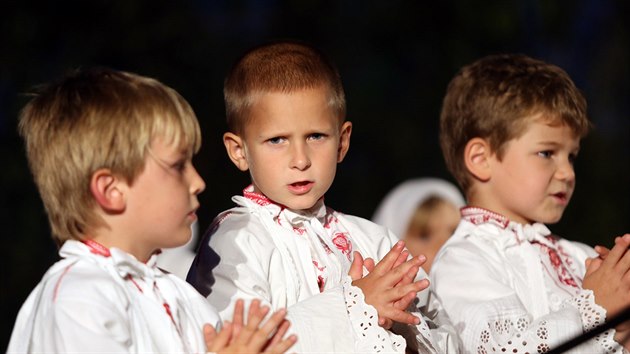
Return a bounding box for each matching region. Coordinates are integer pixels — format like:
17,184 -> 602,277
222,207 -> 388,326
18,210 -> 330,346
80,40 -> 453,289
431,53 -> 630,353
188,40 -> 461,353
8,67 -> 296,353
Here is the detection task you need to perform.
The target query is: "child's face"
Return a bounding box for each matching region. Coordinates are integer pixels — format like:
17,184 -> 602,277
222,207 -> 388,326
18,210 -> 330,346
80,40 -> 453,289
404,200 -> 460,272
124,137 -> 205,258
485,118 -> 579,224
236,87 -> 351,210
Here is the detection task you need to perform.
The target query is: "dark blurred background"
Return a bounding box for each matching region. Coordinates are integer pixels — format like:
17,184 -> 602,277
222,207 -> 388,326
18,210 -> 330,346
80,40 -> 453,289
1,0 -> 628,349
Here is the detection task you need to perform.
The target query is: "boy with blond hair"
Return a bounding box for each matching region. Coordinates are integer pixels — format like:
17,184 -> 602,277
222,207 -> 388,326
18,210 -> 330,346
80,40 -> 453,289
431,53 -> 630,353
187,41 -> 461,353
8,67 -> 296,353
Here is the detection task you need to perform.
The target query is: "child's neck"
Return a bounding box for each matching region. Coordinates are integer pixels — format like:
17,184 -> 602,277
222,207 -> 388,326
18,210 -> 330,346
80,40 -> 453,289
87,231 -> 156,263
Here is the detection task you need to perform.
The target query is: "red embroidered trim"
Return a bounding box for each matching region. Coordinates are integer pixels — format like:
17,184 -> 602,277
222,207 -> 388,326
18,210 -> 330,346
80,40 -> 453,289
52,265 -> 74,302
126,274 -> 144,293
243,186 -> 272,206
83,239 -> 111,257
461,207 -> 510,229
533,237 -> 580,288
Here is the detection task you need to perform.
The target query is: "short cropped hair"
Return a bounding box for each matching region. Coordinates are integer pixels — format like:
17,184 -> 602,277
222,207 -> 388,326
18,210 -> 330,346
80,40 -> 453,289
19,67 -> 201,245
224,40 -> 346,134
439,54 -> 590,192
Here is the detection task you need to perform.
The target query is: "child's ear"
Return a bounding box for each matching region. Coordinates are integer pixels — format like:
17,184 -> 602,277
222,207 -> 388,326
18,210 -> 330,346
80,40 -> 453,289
223,132 -> 249,171
464,137 -> 492,182
337,121 -> 352,163
90,169 -> 126,213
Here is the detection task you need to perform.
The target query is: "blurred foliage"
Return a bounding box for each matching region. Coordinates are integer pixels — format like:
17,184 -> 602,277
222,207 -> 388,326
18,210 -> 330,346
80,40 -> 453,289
1,0 -> 628,349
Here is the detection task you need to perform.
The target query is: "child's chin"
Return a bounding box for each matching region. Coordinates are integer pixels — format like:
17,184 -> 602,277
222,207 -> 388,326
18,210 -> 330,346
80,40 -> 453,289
284,198 -> 319,211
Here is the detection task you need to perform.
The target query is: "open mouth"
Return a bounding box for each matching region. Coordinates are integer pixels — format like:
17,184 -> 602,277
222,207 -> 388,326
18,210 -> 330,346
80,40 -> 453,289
552,192 -> 568,204
288,181 -> 314,194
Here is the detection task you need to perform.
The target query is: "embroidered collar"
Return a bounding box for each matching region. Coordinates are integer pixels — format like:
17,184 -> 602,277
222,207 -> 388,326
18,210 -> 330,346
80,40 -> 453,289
461,206 -> 552,245
461,206 -> 510,229
241,185 -> 328,227
69,240 -> 162,280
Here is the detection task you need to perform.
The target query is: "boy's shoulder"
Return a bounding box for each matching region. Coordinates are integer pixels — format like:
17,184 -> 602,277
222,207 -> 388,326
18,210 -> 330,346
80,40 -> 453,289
41,252 -> 128,304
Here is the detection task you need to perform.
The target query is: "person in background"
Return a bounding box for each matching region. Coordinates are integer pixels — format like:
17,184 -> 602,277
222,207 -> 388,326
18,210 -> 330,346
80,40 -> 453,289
372,178 -> 465,273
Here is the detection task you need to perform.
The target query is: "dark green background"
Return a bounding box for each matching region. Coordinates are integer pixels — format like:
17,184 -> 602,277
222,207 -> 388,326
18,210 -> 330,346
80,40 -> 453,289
2,0 -> 629,349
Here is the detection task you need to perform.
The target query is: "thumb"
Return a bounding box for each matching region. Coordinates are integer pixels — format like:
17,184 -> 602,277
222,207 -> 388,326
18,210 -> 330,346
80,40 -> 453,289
348,251 -> 364,280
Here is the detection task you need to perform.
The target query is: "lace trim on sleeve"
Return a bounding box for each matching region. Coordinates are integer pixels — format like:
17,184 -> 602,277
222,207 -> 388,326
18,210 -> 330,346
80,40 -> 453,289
342,275 -> 406,353
569,289 -> 624,353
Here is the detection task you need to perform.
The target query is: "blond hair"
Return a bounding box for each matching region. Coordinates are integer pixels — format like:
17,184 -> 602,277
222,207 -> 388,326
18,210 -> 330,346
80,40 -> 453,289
440,54 -> 590,192
19,67 -> 201,245
224,40 -> 346,134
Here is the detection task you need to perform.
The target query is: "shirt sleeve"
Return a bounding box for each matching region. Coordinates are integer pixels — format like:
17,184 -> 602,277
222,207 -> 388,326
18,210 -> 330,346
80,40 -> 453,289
46,296 -> 132,352
430,240 -> 623,354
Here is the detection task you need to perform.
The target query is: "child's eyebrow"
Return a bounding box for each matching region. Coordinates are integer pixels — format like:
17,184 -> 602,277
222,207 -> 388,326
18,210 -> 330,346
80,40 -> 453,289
536,140 -> 580,152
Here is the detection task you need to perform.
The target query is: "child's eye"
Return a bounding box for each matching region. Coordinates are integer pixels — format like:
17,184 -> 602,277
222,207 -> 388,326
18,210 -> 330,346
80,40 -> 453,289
537,151 -> 553,158
568,153 -> 577,165
267,137 -> 285,145
308,133 -> 326,140
172,161 -> 187,172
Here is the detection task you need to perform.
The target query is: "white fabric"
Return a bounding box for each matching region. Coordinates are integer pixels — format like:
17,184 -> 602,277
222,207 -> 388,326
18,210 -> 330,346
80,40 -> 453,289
372,178 -> 465,238
8,240 -> 220,353
430,207 -> 624,353
188,187 -> 461,353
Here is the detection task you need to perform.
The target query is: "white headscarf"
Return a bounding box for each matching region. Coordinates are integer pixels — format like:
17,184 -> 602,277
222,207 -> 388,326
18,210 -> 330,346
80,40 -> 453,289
372,178 -> 465,238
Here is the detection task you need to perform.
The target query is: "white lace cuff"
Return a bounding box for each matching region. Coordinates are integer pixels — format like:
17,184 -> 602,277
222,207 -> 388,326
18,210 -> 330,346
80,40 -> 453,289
570,289 -> 623,353
343,275 -> 406,353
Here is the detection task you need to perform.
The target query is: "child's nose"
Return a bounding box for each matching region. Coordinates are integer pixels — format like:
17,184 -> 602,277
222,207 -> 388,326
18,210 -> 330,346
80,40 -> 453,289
189,166 -> 206,195
290,143 -> 311,170
555,160 -> 575,182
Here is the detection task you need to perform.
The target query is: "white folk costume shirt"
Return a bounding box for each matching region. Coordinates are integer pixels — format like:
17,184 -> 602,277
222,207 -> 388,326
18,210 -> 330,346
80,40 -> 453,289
430,207 -> 625,353
187,186 -> 461,353
8,240 -> 220,353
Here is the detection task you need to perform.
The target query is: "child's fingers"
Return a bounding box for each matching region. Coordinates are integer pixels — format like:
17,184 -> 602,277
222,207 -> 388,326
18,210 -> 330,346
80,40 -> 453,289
348,251 -> 364,281
387,279 -> 429,303
382,256 -> 423,286
372,241 -> 406,276
594,245 -> 610,259
585,257 -> 604,277
231,299 -> 245,338
265,319 -> 291,348
396,256 -> 425,287
248,309 -> 288,350
379,306 -> 420,326
264,334 -> 298,354
378,316 -> 393,329
364,257 -> 375,272
613,237 -> 630,274
233,299 -> 270,345
392,249 -> 410,269
208,320 -> 233,351
597,235 -> 630,274
244,300 -> 271,331
392,289 -> 420,311
203,323 -> 217,351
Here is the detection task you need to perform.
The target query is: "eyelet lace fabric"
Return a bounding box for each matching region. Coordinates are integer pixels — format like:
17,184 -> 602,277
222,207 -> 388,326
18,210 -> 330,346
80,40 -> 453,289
469,290 -> 626,353
343,275 -> 407,353
570,289 -> 626,353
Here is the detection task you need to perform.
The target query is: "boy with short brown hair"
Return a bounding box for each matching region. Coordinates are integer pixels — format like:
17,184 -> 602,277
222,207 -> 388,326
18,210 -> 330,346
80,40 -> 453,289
432,53 -> 630,353
188,41 -> 461,353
